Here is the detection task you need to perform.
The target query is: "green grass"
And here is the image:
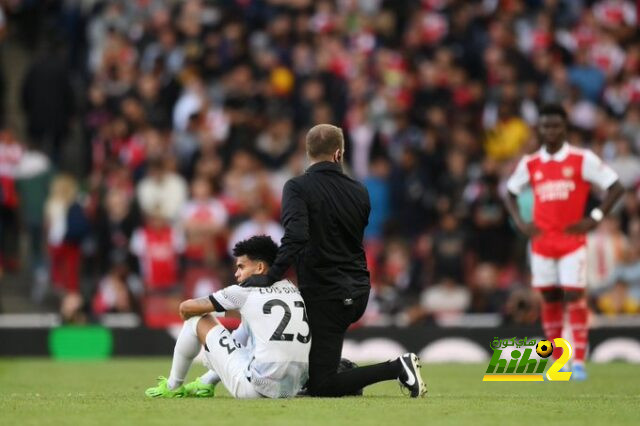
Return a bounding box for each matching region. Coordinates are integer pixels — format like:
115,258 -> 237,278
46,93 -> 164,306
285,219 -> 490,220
1,359 -> 639,426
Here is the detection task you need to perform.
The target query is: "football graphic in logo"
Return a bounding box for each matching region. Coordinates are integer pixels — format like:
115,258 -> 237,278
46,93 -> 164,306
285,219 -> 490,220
536,340 -> 554,358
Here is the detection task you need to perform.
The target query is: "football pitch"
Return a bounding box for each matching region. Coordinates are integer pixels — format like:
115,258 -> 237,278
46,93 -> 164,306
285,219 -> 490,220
1,359 -> 639,426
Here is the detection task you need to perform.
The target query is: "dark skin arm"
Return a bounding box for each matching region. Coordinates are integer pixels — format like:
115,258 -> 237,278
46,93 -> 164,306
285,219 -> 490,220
504,191 -> 541,237
565,180 -> 625,234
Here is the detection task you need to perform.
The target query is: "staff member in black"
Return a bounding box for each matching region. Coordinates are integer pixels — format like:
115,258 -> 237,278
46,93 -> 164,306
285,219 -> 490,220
243,124 -> 426,397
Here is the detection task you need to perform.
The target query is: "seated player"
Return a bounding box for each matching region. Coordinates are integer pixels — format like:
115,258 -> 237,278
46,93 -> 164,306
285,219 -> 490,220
145,235 -> 310,398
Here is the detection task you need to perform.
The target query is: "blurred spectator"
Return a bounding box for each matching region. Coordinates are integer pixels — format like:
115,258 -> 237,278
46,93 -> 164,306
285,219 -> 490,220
470,263 -> 509,314
371,239 -> 421,320
468,173 -> 513,265
586,218 -> 628,293
389,147 -> 436,235
484,100 -> 531,162
597,279 -> 640,316
436,149 -> 469,217
45,174 -> 89,296
60,292 -> 85,324
21,40 -> 74,165
0,128 -> 22,274
15,145 -> 52,299
619,189 -> 640,235
227,206 -> 284,256
0,7 -> 6,127
255,115 -> 297,170
224,149 -> 277,217
95,188 -> 139,275
431,212 -> 467,283
136,157 -> 187,222
504,287 -> 541,325
607,136 -> 640,188
180,175 -> 228,265
415,276 -> 471,322
364,156 -> 391,241
568,49 -> 605,103
92,259 -> 142,315
130,211 -> 184,294
607,243 -> 640,300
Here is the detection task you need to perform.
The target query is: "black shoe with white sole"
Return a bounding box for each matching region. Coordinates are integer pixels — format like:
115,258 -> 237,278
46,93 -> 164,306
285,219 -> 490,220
398,353 -> 427,398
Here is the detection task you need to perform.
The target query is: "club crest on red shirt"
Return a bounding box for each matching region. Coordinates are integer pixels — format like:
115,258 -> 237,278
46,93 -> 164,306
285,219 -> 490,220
562,166 -> 574,178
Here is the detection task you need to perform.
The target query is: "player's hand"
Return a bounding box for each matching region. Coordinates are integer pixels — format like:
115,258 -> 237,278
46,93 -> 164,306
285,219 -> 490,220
240,274 -> 274,288
179,301 -> 194,321
516,221 -> 541,237
565,218 -> 598,235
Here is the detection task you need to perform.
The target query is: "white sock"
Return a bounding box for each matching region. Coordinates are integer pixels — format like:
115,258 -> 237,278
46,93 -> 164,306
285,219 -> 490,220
167,317 -> 202,390
199,370 -> 221,385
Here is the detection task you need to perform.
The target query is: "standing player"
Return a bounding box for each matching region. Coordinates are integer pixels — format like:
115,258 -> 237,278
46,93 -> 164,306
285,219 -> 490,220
504,104 -> 624,380
145,236 -> 310,398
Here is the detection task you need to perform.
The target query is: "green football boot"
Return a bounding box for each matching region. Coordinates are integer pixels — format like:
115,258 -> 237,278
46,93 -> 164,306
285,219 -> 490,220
184,377 -> 216,398
145,376 -> 186,398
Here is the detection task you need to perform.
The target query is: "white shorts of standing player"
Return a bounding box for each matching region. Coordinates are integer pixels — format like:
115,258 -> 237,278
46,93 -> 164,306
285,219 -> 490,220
530,246 -> 587,291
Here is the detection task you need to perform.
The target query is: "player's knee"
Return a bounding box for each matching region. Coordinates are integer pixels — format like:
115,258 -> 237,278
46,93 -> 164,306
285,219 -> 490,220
540,288 -> 563,302
195,315 -> 218,345
564,290 -> 585,303
184,316 -> 201,335
306,382 -> 333,397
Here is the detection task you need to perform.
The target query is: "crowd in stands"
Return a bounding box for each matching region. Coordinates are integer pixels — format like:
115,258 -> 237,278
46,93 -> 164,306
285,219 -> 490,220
1,0 -> 640,326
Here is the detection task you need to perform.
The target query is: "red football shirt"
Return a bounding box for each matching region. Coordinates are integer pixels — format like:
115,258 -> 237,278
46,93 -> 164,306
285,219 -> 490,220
130,225 -> 185,289
507,143 -> 618,258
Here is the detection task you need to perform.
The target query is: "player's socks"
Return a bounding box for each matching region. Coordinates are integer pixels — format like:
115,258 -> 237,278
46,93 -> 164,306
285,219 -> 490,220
167,317 -> 202,390
199,370 -> 220,385
541,300 -> 563,359
567,298 -> 589,364
308,359 -> 403,397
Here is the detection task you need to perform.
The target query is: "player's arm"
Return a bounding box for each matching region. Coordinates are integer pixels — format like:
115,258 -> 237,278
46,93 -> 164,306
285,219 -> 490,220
503,157 -> 540,237
180,284 -> 249,320
178,297 -> 217,320
565,180 -> 624,234
504,191 -> 540,237
566,151 -> 624,234
179,284 -> 247,320
270,179 -> 309,278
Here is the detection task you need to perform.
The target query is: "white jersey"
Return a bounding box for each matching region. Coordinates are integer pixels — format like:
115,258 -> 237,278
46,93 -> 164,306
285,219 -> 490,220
208,279 -> 310,398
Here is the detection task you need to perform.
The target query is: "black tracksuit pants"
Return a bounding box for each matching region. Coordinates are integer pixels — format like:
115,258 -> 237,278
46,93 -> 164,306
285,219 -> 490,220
304,292 -> 402,397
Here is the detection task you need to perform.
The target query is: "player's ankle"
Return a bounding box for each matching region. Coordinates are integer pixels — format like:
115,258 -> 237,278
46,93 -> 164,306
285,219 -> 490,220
391,358 -> 405,380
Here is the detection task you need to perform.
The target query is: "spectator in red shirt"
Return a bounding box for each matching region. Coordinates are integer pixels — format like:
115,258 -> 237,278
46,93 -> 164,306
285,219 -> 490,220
130,209 -> 185,294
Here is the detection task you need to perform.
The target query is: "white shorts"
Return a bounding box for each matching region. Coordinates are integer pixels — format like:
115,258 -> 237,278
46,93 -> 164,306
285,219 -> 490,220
203,326 -> 263,399
531,246 -> 587,290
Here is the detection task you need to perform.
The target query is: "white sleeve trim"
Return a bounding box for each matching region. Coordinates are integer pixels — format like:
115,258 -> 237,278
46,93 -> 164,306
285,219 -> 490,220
506,156 -> 531,195
582,150 -> 618,190
211,285 -> 248,311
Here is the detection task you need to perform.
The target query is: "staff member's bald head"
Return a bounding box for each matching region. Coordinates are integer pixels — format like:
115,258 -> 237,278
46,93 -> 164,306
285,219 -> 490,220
306,124 -> 344,164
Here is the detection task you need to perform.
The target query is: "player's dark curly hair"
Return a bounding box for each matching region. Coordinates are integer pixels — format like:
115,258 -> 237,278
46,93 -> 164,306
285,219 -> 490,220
232,235 -> 279,266
539,103 -> 568,122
